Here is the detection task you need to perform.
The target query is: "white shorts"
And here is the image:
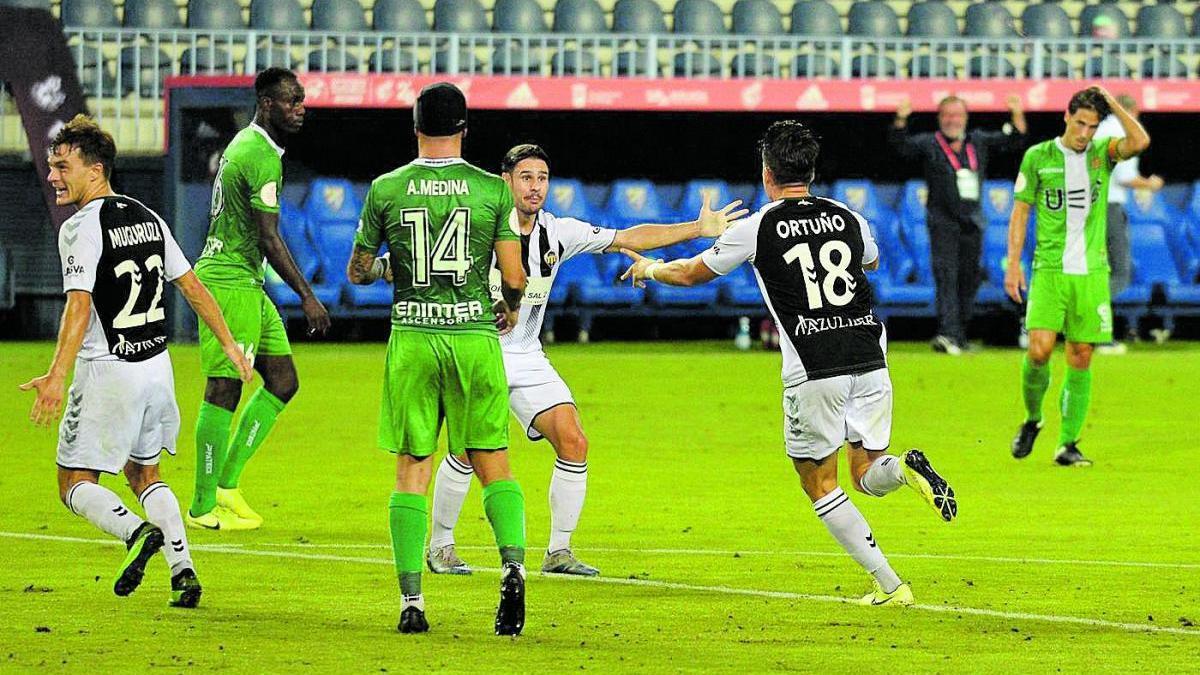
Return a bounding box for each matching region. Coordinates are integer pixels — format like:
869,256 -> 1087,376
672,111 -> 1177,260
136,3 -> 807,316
503,350 -> 575,441
57,351 -> 180,475
782,368 -> 893,461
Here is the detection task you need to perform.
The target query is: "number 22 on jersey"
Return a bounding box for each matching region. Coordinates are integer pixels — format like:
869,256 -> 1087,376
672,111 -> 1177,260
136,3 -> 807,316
400,207 -> 473,287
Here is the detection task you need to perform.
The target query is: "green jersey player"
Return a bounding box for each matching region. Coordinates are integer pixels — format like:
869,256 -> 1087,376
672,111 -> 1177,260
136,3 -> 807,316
189,68 -> 331,530
1004,86 -> 1150,467
346,83 -> 528,636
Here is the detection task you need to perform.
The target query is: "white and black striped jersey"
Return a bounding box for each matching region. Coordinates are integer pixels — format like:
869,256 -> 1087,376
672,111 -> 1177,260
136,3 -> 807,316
58,195 -> 191,362
492,210 -> 616,354
701,197 -> 885,386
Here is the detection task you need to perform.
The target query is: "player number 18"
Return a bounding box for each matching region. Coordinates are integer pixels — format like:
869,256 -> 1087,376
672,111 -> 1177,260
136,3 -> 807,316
782,240 -> 856,308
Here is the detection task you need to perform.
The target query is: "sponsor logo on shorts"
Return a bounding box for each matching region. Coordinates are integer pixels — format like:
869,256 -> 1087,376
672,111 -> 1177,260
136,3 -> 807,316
793,313 -> 877,337
394,300 -> 485,326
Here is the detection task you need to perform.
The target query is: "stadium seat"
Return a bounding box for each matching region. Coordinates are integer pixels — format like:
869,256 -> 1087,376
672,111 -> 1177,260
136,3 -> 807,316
909,54 -> 955,78
123,0 -> 182,28
612,0 -> 665,33
61,0 -> 119,27
899,179 -> 927,229
266,204 -> 343,309
673,0 -> 726,35
677,180 -> 733,220
372,0 -> 426,31
551,49 -> 599,75
368,49 -> 418,73
118,47 -> 171,97
74,47 -> 117,97
968,55 -> 1017,78
0,0 -> 50,9
1130,225 -> 1182,294
905,1 -> 957,39
544,178 -> 594,221
311,0 -> 368,31
304,177 -> 363,229
433,0 -> 487,32
673,52 -> 722,77
832,180 -> 895,234
491,45 -> 543,74
850,53 -> 898,77
647,280 -> 720,307
187,0 -> 245,29
432,48 -> 486,73
1136,5 -> 1188,39
604,179 -> 668,228
981,180 -> 1014,229
615,50 -> 658,76
730,53 -> 778,77
307,49 -> 360,72
1025,55 -> 1073,78
790,1 -> 842,36
1078,4 -> 1130,38
255,47 -> 298,69
493,0 -> 546,32
964,2 -> 1016,38
549,254 -> 591,303
1195,8 -> 1200,38
180,46 -> 233,74
554,0 -> 606,33
251,0 -> 306,31
977,225 -> 1014,306
732,0 -> 782,35
847,1 -> 901,38
1020,3 -> 1072,39
1084,55 -> 1133,78
1142,57 -> 1190,79
719,266 -> 763,307
577,255 -> 645,306
790,53 -> 837,77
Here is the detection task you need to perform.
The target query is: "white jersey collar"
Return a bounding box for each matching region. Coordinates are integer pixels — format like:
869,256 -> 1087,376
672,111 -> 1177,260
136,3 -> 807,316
249,122 -> 285,158
1054,137 -> 1088,157
411,157 -> 467,167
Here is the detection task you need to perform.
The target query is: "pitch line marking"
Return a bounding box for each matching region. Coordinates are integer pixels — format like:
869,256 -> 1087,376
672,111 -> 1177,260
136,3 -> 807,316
2,531 -> 1197,638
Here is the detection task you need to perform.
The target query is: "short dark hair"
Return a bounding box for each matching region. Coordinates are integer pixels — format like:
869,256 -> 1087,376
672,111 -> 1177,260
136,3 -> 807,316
501,144 -> 550,174
255,67 -> 297,99
1068,87 -> 1111,119
758,121 -> 820,187
50,114 -> 116,179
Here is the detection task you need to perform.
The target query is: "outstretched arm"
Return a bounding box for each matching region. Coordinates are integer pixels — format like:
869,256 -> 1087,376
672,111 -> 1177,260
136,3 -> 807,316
254,209 -> 330,335
606,196 -> 748,253
173,271 -> 253,382
19,291 -> 91,426
619,249 -> 718,288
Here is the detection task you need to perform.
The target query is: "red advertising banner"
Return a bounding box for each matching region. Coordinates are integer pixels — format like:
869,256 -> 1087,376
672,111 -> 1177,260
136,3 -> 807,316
167,75 -> 1200,113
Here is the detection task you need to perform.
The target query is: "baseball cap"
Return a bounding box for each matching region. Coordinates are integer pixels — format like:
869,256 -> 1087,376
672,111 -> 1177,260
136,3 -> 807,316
414,82 -> 467,137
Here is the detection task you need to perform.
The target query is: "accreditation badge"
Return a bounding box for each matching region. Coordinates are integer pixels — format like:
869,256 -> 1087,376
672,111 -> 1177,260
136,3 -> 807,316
956,169 -> 980,201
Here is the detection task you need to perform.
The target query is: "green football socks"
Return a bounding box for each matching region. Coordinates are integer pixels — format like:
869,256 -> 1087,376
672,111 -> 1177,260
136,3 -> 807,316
482,480 -> 526,566
219,388 -> 286,490
191,402 -> 233,516
1059,367 -> 1093,445
1021,355 -> 1051,424
389,492 -> 427,597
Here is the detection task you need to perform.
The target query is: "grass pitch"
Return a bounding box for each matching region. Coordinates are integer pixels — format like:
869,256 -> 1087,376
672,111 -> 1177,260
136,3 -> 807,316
1,340 -> 1197,672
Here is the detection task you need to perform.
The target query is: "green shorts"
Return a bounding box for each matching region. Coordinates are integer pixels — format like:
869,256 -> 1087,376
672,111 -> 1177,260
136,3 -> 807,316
1025,269 -> 1113,344
378,329 -> 509,457
198,284 -> 291,378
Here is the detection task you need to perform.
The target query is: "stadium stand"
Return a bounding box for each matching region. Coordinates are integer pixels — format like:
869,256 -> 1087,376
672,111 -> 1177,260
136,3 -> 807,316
60,0 -> 118,27
187,0 -> 244,29
553,0 -> 605,33
122,0 -> 181,28
251,0 -> 307,31
790,1 -> 841,37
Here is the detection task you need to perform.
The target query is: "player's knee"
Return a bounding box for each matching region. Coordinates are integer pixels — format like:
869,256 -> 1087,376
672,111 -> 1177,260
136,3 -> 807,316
555,429 -> 588,463
266,374 -> 299,403
205,378 -> 242,410
1027,345 -> 1052,366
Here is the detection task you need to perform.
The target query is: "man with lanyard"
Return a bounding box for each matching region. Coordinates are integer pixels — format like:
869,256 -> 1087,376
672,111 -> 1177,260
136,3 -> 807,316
890,95 -> 1027,354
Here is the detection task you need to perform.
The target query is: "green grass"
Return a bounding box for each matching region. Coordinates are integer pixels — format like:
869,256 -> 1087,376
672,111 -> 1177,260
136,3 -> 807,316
1,340 -> 1198,672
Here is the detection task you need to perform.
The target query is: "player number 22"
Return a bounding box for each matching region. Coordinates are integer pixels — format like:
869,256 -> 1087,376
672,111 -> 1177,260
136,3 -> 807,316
400,208 -> 473,287
113,255 -> 166,329
782,240 -> 856,308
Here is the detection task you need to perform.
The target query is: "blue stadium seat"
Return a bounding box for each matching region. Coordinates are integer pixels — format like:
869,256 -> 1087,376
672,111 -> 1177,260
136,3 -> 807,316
119,47 -> 171,97
373,0 -> 427,31
964,1 -> 1015,38
899,179 -> 927,229
1078,4 -> 1130,38
549,254 -> 592,304
1142,57 -> 1190,79
719,265 -> 763,307
832,180 -> 894,231
615,50 -> 658,77
612,0 -> 666,33
673,52 -> 722,77
251,0 -> 307,31
265,203 -> 343,308
673,0 -> 726,35
968,55 -> 1017,79
577,255 -> 645,306
369,50 -> 419,73
187,0 -> 246,29
1025,55 -> 1073,79
977,225 -> 1016,305
902,219 -> 933,285
304,177 -> 363,232
1136,5 -> 1188,39
124,0 -> 182,28
255,47 -> 298,69
491,45 -> 543,74
1020,3 -> 1071,39
1129,225 -> 1181,296
981,180 -> 1014,228
544,178 -> 594,221
791,0 -> 842,36
493,0 -> 545,32
833,180 -> 911,283
604,179 -> 668,228
732,0 -> 782,35
850,53 -> 898,77
677,180 -> 733,220
551,49 -> 599,75
73,47 -> 117,97
1126,189 -> 1178,229
730,53 -> 778,77
311,0 -> 368,31
847,1 -> 900,38
1084,55 -> 1133,79
909,54 -> 956,78
554,0 -> 606,33
433,0 -> 487,32
906,1 -> 957,39
61,0 -> 119,27
180,46 -> 233,74
752,184 -> 770,210
432,48 -> 486,74
0,0 -> 50,9
791,53 -> 838,77
647,280 -> 720,307
307,49 -> 360,72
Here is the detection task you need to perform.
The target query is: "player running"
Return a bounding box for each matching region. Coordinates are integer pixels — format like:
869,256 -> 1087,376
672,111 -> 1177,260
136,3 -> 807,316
21,115 -> 253,607
620,121 -> 956,606
346,83 -> 528,635
189,67 -> 331,530
1005,87 -> 1150,467
427,143 -> 748,577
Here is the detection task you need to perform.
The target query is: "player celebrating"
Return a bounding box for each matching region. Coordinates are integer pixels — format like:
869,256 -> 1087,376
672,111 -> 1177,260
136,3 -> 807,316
1005,87 -> 1149,467
21,115 -> 253,607
346,83 -> 528,635
427,144 -> 748,577
189,67 -> 330,530
620,121 -> 956,606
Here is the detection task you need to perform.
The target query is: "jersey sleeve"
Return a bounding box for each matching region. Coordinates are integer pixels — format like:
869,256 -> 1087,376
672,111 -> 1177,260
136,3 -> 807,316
556,217 -> 617,260
156,217 -> 192,281
494,181 -> 520,243
1013,147 -> 1039,205
59,214 -> 101,294
700,213 -> 760,276
353,183 -> 384,252
246,154 -> 283,214
851,209 -> 879,266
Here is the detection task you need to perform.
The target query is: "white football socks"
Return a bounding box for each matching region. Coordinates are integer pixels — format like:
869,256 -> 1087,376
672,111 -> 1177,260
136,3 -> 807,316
859,455 -> 906,497
66,481 -> 144,543
812,487 -> 902,593
139,482 -> 193,576
548,459 -> 588,553
429,453 -> 473,550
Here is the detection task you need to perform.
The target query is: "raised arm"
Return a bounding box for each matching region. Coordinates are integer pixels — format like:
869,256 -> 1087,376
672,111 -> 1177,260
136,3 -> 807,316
888,98 -> 924,162
255,209 -> 330,335
20,290 -> 91,426
1003,200 -> 1031,304
173,271 -> 253,382
606,196 -> 748,253
1095,87 -> 1150,160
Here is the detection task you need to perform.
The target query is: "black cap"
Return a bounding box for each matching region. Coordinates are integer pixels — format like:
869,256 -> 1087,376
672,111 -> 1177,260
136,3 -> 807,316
414,83 -> 467,137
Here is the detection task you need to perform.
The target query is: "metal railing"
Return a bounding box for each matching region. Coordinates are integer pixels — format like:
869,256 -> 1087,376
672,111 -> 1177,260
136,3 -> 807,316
0,29 -> 1196,154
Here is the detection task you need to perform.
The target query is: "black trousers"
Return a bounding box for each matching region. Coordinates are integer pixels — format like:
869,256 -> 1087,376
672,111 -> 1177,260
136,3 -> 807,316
928,218 -> 983,343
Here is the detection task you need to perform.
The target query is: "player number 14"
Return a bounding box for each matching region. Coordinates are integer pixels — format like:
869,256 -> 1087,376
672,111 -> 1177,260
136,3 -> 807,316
782,240 -> 856,308
400,207 -> 473,287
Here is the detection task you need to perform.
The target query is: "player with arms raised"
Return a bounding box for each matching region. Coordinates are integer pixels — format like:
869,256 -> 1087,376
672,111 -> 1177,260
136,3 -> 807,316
621,121 -> 956,605
21,115 -> 253,607
190,67 -> 331,530
346,83 -> 528,635
1005,87 -> 1150,467
426,143 -> 747,577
